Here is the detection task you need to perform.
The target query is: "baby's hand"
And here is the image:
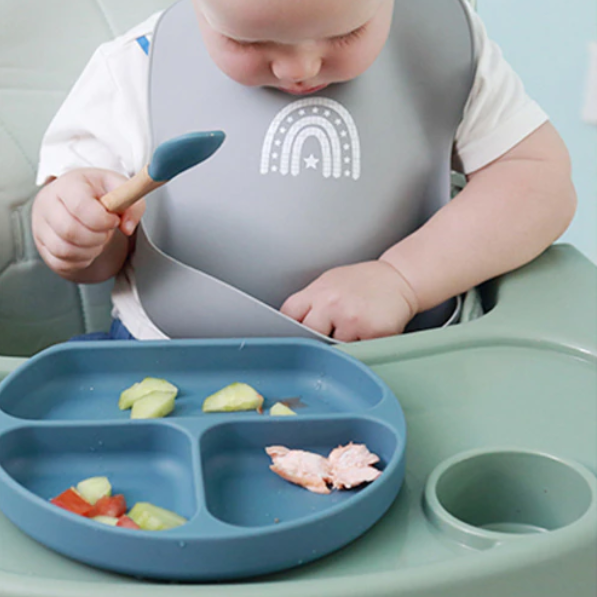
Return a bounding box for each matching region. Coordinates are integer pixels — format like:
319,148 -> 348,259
32,168 -> 145,277
280,261 -> 419,342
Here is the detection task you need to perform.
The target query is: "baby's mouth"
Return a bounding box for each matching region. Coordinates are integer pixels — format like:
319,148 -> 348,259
278,84 -> 327,96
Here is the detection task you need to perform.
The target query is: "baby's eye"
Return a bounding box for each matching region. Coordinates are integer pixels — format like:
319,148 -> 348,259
223,36 -> 264,50
329,24 -> 367,47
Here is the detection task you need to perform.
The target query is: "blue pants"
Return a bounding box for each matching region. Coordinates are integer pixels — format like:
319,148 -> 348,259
69,319 -> 135,341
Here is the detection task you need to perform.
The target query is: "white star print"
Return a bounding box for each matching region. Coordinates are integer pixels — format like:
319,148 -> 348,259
304,154 -> 319,169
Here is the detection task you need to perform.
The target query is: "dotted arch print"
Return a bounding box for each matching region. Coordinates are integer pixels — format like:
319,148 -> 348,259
260,98 -> 361,180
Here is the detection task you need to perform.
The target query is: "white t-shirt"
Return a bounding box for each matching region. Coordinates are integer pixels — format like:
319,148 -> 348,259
36,4 -> 548,340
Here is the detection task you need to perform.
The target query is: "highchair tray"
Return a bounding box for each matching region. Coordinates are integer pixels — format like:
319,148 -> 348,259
0,245 -> 595,597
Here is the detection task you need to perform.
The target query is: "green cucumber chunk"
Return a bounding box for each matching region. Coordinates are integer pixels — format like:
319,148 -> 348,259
76,476 -> 112,505
119,377 -> 178,410
93,515 -> 119,526
269,402 -> 297,416
202,382 -> 264,412
130,390 -> 176,419
128,502 -> 187,531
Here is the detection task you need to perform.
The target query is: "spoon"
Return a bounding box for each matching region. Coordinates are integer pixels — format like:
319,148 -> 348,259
100,130 -> 225,213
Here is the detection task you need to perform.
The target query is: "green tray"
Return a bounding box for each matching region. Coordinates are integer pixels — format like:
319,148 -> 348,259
1,244 -> 596,597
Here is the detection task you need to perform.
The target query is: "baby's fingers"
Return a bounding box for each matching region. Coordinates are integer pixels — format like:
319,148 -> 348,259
280,292 -> 311,323
44,200 -> 114,248
59,187 -> 120,232
281,293 -> 335,338
36,225 -> 104,273
300,308 -> 335,338
118,198 -> 146,236
84,168 -> 145,235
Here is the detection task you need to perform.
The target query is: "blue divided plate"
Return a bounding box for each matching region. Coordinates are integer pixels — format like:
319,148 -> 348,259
0,338 -> 406,581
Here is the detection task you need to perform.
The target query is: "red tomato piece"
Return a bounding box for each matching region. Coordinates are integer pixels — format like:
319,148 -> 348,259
116,515 -> 141,530
91,494 -> 127,518
50,488 -> 94,517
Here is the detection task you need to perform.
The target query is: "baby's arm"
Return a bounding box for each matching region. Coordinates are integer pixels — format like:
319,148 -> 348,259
379,121 -> 576,313
32,168 -> 146,284
281,122 -> 575,341
32,23 -> 155,285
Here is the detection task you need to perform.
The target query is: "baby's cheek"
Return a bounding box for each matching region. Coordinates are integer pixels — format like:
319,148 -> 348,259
216,53 -> 270,87
327,50 -> 378,82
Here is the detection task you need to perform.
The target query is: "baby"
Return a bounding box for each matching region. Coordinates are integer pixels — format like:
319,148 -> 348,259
32,0 -> 576,342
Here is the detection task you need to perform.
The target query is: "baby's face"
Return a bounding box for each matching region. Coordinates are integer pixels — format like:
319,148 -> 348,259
193,0 -> 393,94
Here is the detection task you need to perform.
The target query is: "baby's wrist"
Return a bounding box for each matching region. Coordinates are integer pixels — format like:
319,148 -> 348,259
377,258 -> 419,320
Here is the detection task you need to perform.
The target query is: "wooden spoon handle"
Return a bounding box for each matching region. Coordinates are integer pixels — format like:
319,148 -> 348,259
99,165 -> 165,214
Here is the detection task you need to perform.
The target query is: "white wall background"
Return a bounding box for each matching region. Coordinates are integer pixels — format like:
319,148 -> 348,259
478,0 -> 597,263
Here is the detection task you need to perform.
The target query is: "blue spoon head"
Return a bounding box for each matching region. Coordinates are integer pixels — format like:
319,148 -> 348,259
148,130 -> 226,182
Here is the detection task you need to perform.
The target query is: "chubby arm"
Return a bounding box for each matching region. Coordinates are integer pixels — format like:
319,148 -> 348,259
379,121 -> 576,313
282,122 -> 576,341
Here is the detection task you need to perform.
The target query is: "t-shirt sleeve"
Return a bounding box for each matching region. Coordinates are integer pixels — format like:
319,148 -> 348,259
36,27 -> 154,186
454,6 -> 549,174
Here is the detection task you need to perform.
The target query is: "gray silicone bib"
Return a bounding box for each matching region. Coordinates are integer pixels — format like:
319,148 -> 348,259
134,0 -> 475,340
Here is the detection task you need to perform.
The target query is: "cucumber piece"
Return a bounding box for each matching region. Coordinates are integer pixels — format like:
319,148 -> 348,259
269,402 -> 297,416
119,377 -> 178,410
93,515 -> 119,526
130,390 -> 176,419
202,382 -> 264,412
128,502 -> 187,531
76,476 -> 112,505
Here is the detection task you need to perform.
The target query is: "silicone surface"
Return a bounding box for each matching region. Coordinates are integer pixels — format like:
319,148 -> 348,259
0,244 -> 596,597
147,131 -> 225,182
0,339 -> 406,580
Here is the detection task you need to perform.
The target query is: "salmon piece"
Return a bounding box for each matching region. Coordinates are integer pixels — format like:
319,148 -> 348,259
327,442 -> 382,490
266,443 -> 383,493
265,446 -> 332,494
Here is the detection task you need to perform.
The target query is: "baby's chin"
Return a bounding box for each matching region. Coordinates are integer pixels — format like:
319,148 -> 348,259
275,84 -> 329,96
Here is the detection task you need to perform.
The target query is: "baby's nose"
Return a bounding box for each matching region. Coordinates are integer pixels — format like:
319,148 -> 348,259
271,49 -> 321,83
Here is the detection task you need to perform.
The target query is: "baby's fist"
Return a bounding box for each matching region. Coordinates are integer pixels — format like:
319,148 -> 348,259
32,168 -> 137,277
